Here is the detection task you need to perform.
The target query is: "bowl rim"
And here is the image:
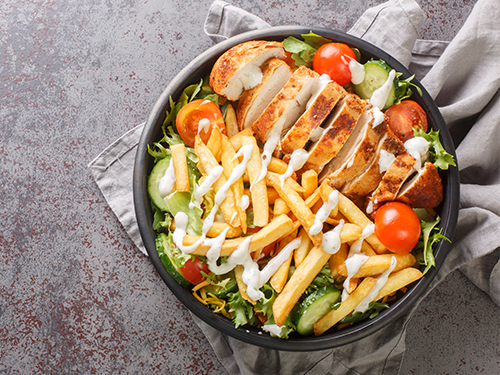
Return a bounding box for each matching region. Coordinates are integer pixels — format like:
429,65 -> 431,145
133,25 -> 460,351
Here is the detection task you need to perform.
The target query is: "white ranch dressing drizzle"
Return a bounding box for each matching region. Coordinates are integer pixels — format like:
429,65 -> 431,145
198,118 -> 211,134
239,64 -> 263,91
354,256 -> 397,312
158,160 -> 176,198
240,194 -> 250,211
309,190 -> 339,235
370,107 -> 385,128
370,69 -> 396,110
378,150 -> 396,174
366,200 -> 374,215
189,165 -> 224,209
279,148 -> 310,187
341,224 -> 375,300
254,117 -> 284,186
322,219 -> 344,254
342,55 -> 365,85
262,324 -> 284,337
404,136 -> 429,171
172,212 -> 206,254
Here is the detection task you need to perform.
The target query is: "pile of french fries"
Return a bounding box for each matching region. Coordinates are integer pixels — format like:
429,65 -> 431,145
172,104 -> 423,336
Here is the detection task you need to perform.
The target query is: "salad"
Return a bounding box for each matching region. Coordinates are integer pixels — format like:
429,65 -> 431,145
147,32 -> 455,339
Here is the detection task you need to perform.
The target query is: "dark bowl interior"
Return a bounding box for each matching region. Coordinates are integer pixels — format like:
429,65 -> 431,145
133,26 -> 460,351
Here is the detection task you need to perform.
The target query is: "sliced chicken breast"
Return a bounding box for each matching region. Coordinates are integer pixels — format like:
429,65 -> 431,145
318,111 -> 381,189
366,152 -> 417,215
304,94 -> 366,169
251,65 -> 319,143
341,128 -> 407,199
396,162 -> 444,208
210,40 -> 285,101
279,77 -> 346,155
236,58 -> 292,131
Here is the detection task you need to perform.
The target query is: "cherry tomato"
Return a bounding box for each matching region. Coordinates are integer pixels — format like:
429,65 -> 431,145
384,100 -> 428,143
175,99 -> 226,147
374,202 -> 421,254
312,43 -> 356,86
179,256 -> 210,285
283,51 -> 297,69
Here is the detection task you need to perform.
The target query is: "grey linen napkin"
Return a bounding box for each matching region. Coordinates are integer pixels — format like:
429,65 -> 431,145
88,0 -> 500,373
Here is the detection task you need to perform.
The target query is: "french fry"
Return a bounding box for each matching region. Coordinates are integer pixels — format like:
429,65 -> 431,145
314,277 -> 377,336
273,245 -> 331,326
186,214 -> 294,257
339,223 -> 362,243
242,136 -> 269,227
244,187 -> 280,205
266,171 -> 321,246
268,157 -> 290,175
346,278 -> 359,293
294,227 -> 312,267
243,174 -> 305,194
361,241 -> 377,256
221,135 -> 247,233
270,230 -> 298,293
206,222 -> 241,238
206,125 -> 223,162
329,243 -> 348,279
374,267 -> 423,301
337,193 -> 387,254
305,189 -> 321,208
225,104 -> 239,138
273,198 -> 290,216
229,128 -> 253,151
337,253 -> 416,278
235,265 -> 256,304
170,144 -> 190,193
301,169 -> 318,199
195,137 -> 240,227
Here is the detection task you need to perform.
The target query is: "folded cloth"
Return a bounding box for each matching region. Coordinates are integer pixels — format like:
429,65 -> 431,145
88,0 -> 500,373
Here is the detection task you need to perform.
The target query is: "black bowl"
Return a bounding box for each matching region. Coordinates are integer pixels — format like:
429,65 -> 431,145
133,26 -> 459,351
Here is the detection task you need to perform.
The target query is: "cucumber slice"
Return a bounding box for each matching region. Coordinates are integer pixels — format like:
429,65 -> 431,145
354,60 -> 396,109
148,157 -> 171,212
293,286 -> 341,336
156,232 -> 191,288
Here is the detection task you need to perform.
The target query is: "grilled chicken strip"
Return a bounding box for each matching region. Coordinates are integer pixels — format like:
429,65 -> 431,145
397,162 -> 443,208
319,111 -> 382,189
280,77 -> 346,155
341,128 -> 407,199
252,65 -> 319,143
367,152 -> 417,215
304,94 -> 366,170
237,58 -> 292,130
210,40 -> 285,101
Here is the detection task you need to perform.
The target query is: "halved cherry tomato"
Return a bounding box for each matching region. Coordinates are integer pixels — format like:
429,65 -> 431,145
384,100 -> 428,143
374,202 -> 421,254
179,256 -> 210,285
175,99 -> 226,147
312,43 -> 356,86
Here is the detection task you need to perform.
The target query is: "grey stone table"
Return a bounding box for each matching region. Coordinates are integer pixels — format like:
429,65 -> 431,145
1,0 -> 498,374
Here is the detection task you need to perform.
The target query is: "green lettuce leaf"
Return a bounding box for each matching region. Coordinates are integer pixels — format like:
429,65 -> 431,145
301,32 -> 332,49
263,314 -> 296,339
254,283 -> 277,319
414,216 -> 451,275
227,291 -> 255,328
282,36 -> 317,67
414,128 -> 456,170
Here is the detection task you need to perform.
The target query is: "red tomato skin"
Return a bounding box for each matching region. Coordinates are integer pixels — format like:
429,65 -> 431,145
179,257 -> 210,285
384,100 -> 428,143
374,202 -> 421,254
312,43 -> 356,86
175,99 -> 226,147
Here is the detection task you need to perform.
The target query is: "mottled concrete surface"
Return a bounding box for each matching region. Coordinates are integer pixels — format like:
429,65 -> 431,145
0,0 -> 498,374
